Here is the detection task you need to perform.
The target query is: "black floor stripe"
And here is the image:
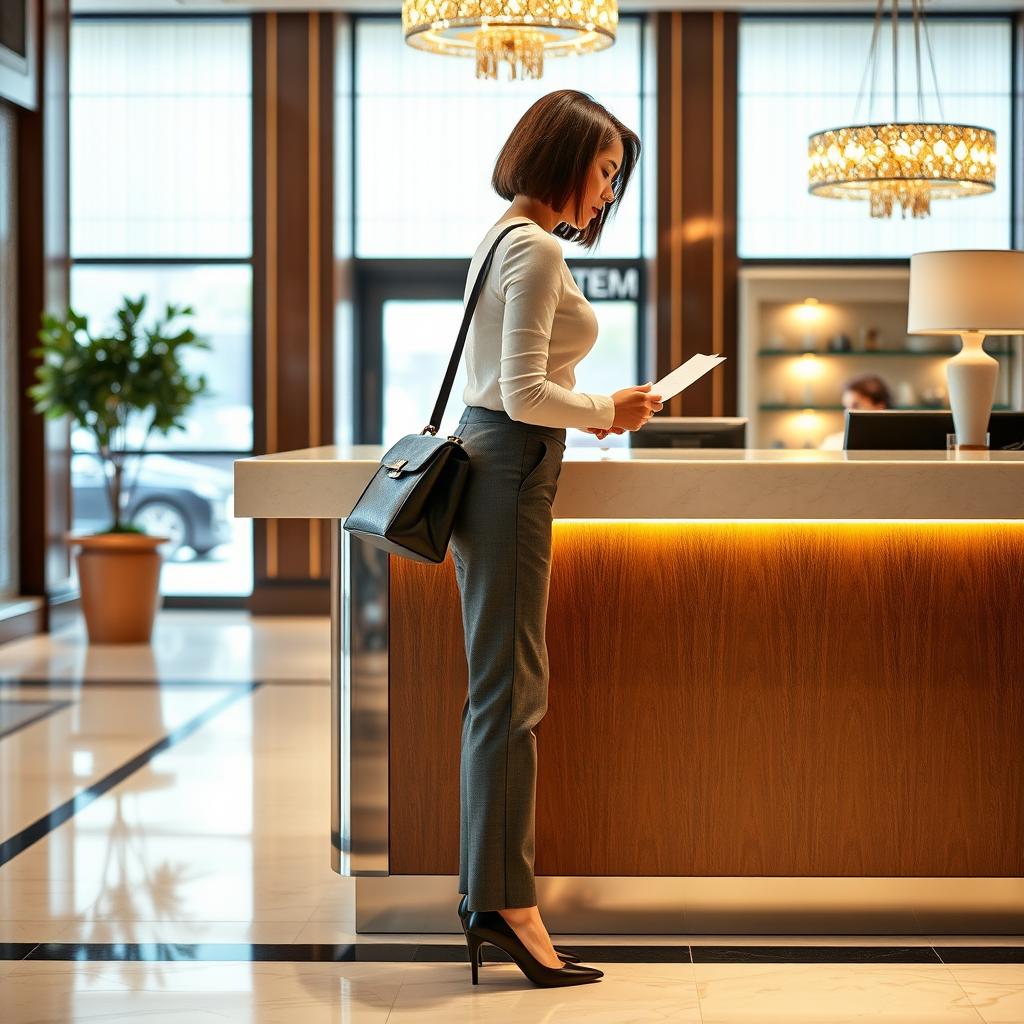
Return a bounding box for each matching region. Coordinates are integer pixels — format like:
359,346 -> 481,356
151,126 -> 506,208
0,700 -> 74,740
0,943 -> 39,960
690,945 -> 941,963
5,942 -> 1022,964
0,683 -> 261,868
935,946 -> 1024,964
0,677 -> 284,690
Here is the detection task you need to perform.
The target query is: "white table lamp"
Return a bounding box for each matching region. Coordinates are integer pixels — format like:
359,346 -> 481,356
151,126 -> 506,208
908,250 -> 1024,449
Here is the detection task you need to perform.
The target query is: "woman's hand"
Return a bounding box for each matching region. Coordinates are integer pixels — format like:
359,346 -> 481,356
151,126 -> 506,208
583,383 -> 663,439
611,383 -> 664,431
583,425 -> 627,441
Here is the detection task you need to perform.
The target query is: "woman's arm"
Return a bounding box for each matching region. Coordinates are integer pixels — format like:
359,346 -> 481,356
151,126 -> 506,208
497,232 -> 616,430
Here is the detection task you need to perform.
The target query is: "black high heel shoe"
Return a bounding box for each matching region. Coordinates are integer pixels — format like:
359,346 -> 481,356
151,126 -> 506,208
464,909 -> 604,988
457,895 -> 581,964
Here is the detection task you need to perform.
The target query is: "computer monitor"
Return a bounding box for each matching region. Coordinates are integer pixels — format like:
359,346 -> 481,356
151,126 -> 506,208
844,410 -> 1024,451
629,416 -> 747,449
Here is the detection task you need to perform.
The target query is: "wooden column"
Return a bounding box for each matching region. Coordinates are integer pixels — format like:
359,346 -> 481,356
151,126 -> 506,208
251,12 -> 335,615
1013,14 -> 1023,252
16,0 -> 73,634
655,11 -> 738,417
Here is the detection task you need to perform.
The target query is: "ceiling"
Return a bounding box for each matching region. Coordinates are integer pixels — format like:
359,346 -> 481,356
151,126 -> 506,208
70,1 -> 1024,14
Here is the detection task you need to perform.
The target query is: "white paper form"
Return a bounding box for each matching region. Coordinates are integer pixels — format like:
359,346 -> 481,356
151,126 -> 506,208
650,353 -> 727,401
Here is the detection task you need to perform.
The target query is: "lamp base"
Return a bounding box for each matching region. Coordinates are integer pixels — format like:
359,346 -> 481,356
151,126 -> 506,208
946,331 -> 998,448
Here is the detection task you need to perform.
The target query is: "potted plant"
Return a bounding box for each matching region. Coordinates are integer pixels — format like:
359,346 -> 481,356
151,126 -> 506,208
27,295 -> 210,643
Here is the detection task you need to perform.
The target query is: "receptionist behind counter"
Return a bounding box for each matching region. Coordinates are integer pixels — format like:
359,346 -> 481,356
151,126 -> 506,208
820,373 -> 892,450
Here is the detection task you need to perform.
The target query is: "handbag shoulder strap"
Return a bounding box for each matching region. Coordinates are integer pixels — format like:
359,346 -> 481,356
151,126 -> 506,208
423,220 -> 531,435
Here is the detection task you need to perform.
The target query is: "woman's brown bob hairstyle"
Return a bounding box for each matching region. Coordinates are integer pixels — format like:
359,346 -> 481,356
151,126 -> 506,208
491,89 -> 640,251
843,372 -> 892,409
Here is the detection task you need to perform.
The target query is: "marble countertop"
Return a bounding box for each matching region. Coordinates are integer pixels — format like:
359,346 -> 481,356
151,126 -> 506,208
233,445 -> 1024,521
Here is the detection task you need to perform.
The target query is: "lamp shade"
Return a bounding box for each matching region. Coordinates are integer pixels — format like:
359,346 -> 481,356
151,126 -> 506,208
907,250 -> 1024,335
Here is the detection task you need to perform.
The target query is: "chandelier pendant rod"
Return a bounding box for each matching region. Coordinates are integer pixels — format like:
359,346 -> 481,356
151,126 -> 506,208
854,0 -> 887,124
912,0 -> 924,120
922,2 -> 946,121
891,0 -> 899,122
856,0 -> 948,127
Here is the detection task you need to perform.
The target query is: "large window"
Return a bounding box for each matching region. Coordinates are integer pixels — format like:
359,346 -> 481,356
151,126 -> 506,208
69,17 -> 253,598
342,16 -> 652,447
738,17 -> 1013,259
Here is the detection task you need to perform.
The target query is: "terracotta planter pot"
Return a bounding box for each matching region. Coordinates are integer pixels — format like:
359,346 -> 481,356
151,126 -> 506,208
66,532 -> 169,644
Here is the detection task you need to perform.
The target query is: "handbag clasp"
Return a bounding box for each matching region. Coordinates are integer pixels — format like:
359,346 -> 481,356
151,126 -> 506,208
384,458 -> 409,478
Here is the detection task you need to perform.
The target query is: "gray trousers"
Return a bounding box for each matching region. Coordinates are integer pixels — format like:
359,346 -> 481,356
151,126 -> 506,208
450,404 -> 567,912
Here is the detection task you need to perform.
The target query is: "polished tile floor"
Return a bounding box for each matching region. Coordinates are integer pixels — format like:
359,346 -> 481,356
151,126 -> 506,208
0,610 -> 1021,1022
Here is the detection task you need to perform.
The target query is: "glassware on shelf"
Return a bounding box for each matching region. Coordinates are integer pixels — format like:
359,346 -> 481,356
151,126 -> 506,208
905,333 -> 939,353
857,325 -> 880,352
895,382 -> 918,408
794,297 -> 822,352
794,353 -> 821,405
920,385 -> 947,408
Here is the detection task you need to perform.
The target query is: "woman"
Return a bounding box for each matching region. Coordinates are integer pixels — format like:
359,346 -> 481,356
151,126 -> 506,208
449,89 -> 662,988
819,372 -> 892,450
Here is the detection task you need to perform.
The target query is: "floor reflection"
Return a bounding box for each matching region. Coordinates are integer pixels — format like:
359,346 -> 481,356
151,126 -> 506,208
0,611 -> 1020,1023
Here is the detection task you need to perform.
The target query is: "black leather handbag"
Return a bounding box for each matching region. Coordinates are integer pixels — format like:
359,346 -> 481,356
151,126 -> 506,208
343,221 -> 529,564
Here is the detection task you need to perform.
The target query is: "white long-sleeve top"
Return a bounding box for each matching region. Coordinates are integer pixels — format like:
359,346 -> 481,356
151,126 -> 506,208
460,216 -> 616,430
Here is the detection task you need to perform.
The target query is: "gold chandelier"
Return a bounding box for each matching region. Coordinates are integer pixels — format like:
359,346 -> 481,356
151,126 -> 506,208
807,0 -> 996,219
402,0 -> 617,81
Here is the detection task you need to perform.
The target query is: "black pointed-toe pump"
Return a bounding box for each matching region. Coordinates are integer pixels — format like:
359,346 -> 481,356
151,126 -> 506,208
457,895 -> 581,965
463,909 -> 603,987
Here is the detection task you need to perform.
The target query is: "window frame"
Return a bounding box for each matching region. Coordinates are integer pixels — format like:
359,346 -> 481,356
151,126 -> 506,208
354,257 -> 649,444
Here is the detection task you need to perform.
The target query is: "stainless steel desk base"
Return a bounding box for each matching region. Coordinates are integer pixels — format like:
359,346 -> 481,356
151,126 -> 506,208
353,874 -> 1024,935
333,525 -> 1024,936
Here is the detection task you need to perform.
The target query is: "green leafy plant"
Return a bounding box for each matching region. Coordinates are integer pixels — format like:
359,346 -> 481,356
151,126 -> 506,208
27,295 -> 211,534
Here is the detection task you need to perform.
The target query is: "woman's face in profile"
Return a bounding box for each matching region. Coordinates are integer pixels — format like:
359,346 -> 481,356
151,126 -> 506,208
558,136 -> 624,230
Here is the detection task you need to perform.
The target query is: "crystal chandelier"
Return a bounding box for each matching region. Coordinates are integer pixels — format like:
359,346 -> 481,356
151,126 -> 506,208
807,0 -> 996,219
402,0 -> 617,81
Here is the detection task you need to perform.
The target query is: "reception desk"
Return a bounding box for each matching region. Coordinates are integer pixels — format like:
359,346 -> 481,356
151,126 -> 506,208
234,446 -> 1024,934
